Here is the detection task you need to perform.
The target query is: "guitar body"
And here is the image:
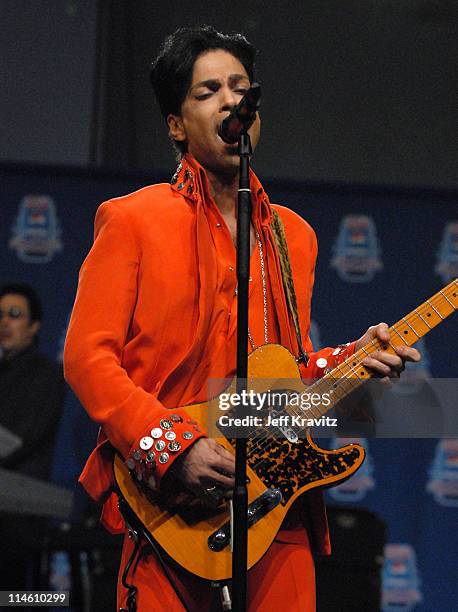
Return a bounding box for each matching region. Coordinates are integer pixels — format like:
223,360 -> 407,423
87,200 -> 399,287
113,280 -> 457,580
113,344 -> 365,581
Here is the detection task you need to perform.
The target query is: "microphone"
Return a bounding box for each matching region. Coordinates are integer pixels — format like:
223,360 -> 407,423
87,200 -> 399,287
218,82 -> 261,144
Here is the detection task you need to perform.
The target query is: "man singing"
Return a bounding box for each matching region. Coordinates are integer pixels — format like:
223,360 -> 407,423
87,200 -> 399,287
64,25 -> 419,611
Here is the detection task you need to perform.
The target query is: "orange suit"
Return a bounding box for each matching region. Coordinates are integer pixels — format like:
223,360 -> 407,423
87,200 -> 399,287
64,155 -> 355,610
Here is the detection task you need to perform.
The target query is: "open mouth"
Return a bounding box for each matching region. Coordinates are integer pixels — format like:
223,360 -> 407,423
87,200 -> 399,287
217,131 -> 238,150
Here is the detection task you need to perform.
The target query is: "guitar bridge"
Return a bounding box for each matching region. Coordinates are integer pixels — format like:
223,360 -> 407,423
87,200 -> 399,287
208,488 -> 282,552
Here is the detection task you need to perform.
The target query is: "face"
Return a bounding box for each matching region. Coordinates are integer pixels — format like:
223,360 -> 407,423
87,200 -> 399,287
168,49 -> 261,178
0,294 -> 40,358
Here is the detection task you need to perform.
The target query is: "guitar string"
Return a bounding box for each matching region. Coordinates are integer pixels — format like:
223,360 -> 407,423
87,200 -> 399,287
244,285 -> 456,467
246,288 -> 449,459
246,285 -> 457,464
246,286 -> 456,462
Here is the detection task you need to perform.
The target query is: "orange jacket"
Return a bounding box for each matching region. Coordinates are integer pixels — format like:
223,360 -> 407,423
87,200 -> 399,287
64,155 -> 355,552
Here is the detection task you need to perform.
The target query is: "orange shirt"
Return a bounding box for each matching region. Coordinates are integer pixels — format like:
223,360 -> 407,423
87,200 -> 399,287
64,154 -> 355,551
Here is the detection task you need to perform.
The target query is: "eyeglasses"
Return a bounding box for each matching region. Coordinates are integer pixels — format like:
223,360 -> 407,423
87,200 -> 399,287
0,307 -> 26,320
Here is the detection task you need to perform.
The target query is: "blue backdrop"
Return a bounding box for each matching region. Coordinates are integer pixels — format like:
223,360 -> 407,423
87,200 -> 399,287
1,163 -> 456,611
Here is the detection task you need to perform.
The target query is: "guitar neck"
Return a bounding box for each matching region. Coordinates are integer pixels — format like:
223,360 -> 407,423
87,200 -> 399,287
309,279 -> 458,417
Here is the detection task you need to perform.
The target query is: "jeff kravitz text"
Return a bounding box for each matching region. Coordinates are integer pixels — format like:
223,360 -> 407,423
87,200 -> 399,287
218,414 -> 338,428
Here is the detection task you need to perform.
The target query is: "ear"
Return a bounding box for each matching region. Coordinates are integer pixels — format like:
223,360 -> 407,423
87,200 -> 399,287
167,114 -> 186,142
30,320 -> 41,337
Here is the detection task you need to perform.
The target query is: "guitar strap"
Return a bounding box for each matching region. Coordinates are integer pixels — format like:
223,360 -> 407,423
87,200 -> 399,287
270,208 -> 309,365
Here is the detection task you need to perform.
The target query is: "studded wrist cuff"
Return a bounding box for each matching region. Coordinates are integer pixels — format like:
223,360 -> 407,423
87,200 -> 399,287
126,411 -> 206,488
306,342 -> 357,378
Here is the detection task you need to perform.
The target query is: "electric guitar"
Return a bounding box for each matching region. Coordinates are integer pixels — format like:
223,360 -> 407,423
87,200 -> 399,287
114,279 -> 457,581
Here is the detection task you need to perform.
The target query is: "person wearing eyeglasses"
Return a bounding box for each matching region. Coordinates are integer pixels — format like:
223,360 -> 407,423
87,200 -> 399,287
0,283 -> 65,590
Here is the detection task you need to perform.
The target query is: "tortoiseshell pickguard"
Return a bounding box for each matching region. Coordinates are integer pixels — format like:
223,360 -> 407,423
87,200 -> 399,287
246,436 -> 363,505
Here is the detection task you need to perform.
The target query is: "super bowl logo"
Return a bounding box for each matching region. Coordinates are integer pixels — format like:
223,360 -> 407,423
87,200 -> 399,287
330,214 -> 383,282
426,438 -> 458,507
391,338 -> 431,396
435,221 -> 458,283
382,543 -> 423,611
9,195 -> 62,263
328,437 -> 375,502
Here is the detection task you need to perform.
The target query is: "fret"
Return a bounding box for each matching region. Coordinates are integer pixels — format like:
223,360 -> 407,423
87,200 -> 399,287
314,403 -> 327,418
440,289 -> 455,309
351,354 -> 371,378
311,377 -> 337,403
349,364 -> 369,381
324,374 -> 349,394
309,402 -> 322,419
304,280 -> 457,421
392,326 -> 409,345
321,375 -> 352,400
334,361 -> 357,379
427,300 -> 444,320
414,307 -> 432,329
382,339 -> 397,352
403,317 -> 420,338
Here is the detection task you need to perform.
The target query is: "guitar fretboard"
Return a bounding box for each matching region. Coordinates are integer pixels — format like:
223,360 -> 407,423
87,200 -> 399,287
306,278 -> 458,418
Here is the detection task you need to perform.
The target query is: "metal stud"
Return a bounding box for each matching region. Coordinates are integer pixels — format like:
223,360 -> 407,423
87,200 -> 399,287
160,419 -> 172,430
150,428 -> 162,439
155,440 -> 166,451
182,431 -> 194,440
133,449 -> 142,461
165,431 -> 176,441
168,441 -> 181,452
147,475 -> 156,489
140,436 -> 154,450
146,451 -> 156,462
158,452 -> 169,464
170,414 -> 182,423
177,182 -> 185,190
126,458 -> 135,470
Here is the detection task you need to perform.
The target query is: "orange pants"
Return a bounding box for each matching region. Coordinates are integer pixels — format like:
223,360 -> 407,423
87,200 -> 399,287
117,530 -> 316,611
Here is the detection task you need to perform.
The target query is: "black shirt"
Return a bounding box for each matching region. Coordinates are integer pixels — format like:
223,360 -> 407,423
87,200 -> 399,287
0,346 -> 65,481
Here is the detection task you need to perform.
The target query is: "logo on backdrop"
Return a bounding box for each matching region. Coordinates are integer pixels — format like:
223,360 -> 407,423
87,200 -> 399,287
382,543 -> 423,611
328,437 -> 375,502
435,221 -> 458,283
391,338 -> 431,396
330,214 -> 383,282
9,195 -> 62,263
426,438 -> 458,507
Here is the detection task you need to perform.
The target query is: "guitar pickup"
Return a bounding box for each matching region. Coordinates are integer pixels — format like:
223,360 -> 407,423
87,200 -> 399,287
208,488 -> 282,552
269,409 -> 299,443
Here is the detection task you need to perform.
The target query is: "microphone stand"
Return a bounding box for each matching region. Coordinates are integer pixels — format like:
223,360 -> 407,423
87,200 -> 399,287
232,131 -> 252,611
